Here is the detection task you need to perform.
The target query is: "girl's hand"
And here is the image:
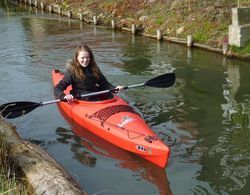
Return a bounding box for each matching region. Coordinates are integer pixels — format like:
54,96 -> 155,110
64,94 -> 74,102
115,86 -> 124,93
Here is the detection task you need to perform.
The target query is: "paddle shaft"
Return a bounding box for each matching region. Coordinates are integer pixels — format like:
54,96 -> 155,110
41,83 -> 145,106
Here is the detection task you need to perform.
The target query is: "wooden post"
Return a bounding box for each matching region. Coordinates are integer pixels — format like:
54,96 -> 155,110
93,16 -> 97,25
156,29 -> 162,40
58,7 -> 62,15
67,11 -> 72,18
111,20 -> 116,29
40,2 -> 44,10
131,24 -> 136,34
187,35 -> 193,47
79,13 -> 84,21
48,5 -> 53,13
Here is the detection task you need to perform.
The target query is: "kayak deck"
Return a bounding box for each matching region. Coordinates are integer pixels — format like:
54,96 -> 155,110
52,70 -> 170,168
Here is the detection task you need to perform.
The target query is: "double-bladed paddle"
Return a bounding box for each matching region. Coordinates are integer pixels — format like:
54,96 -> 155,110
0,72 -> 175,119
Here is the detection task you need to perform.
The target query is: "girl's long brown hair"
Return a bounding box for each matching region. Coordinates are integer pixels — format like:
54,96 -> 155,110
68,45 -> 101,80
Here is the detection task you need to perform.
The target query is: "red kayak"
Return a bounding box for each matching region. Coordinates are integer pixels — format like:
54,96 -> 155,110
52,69 -> 170,168
57,113 -> 172,194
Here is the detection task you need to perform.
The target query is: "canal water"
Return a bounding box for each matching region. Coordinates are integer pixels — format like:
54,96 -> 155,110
1,1 -> 250,194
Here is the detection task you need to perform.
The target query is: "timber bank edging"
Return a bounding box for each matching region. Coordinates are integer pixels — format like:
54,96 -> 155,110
16,0 -> 250,60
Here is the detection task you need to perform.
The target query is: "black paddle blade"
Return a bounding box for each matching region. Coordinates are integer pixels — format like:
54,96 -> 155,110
145,73 -> 175,88
0,101 -> 41,119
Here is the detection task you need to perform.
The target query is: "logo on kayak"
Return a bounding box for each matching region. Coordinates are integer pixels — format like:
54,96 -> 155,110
136,145 -> 147,152
118,116 -> 134,128
136,146 -> 152,154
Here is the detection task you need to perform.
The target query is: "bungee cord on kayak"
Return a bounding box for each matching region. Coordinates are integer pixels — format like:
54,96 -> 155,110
86,116 -> 160,145
87,115 -> 149,139
89,105 -> 141,123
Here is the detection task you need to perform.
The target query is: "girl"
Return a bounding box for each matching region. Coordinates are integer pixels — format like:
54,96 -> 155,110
54,44 -> 123,101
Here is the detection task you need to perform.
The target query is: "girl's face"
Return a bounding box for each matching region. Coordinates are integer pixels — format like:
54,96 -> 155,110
77,50 -> 90,68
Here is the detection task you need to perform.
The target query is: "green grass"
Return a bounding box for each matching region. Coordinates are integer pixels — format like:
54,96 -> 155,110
193,31 -> 210,42
0,134 -> 28,194
191,21 -> 214,42
155,15 -> 164,26
231,41 -> 250,55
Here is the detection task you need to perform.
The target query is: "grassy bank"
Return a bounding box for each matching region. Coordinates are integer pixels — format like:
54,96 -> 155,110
41,0 -> 250,58
0,134 -> 28,194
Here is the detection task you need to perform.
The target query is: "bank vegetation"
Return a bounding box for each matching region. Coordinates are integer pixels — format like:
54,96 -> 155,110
42,0 -> 250,58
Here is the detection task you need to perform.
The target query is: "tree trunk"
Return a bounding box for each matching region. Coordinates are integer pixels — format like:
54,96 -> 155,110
0,117 -> 86,195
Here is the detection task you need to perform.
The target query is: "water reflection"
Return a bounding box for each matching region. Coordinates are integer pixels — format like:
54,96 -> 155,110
56,127 -> 97,167
123,57 -> 152,74
131,34 -> 135,44
67,19 -> 72,27
156,41 -> 162,54
211,59 -> 250,192
93,25 -> 97,35
121,36 -> 154,74
187,48 -> 192,66
79,22 -> 83,31
111,30 -> 116,41
194,57 -> 250,193
221,61 -> 240,121
56,106 -> 173,195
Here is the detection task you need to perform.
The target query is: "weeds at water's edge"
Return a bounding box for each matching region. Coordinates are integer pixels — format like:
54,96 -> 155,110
230,41 -> 250,55
0,133 -> 28,194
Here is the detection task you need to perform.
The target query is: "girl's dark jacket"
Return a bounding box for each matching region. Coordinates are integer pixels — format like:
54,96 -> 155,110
54,67 -> 114,100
